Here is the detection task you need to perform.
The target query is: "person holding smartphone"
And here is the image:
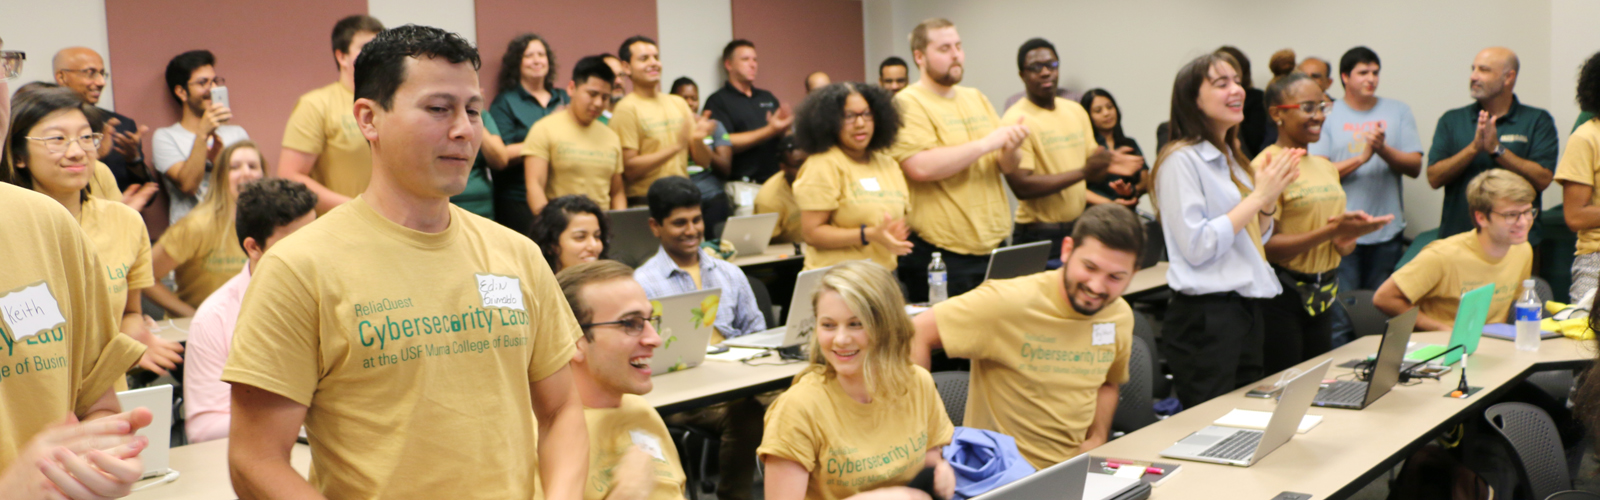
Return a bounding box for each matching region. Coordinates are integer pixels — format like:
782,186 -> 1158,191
153,50 -> 251,225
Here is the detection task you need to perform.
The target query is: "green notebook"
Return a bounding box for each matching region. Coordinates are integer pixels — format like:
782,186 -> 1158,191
1405,283 -> 1493,366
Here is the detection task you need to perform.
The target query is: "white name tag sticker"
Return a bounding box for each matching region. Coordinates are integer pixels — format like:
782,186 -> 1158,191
474,274 -> 526,311
0,282 -> 67,341
1091,322 -> 1115,346
860,178 -> 881,191
630,430 -> 667,461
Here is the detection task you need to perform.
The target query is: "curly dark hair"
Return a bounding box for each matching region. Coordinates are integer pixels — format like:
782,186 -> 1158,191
794,82 -> 900,155
532,195 -> 611,272
497,33 -> 556,97
1577,50 -> 1600,115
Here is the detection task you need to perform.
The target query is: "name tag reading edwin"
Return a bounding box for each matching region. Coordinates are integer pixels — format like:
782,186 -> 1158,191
630,430 -> 667,461
860,178 -> 881,192
0,282 -> 67,341
1091,322 -> 1115,346
475,274 -> 526,311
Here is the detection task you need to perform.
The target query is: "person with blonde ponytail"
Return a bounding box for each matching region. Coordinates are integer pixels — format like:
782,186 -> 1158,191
146,140 -> 265,317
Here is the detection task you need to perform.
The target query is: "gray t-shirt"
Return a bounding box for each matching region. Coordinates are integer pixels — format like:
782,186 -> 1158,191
152,123 -> 250,223
1307,97 -> 1422,244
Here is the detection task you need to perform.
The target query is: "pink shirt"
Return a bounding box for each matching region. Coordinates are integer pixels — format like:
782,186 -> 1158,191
182,264 -> 251,443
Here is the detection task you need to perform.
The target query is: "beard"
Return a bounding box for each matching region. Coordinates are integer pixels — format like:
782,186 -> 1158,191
1065,279 -> 1111,316
932,63 -> 964,86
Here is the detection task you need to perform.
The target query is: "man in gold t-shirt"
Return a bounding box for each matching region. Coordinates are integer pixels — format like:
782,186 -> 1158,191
887,18 -> 1031,301
558,261 -> 689,500
756,135 -> 806,244
279,15 -> 384,214
1375,169 -> 1534,331
610,36 -> 717,202
911,205 -> 1142,469
222,27 -> 588,500
526,56 -> 627,214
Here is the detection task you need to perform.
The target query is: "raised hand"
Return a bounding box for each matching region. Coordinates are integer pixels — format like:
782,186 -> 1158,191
871,213 -> 914,256
1253,148 -> 1303,201
1107,145 -> 1144,176
767,104 -> 794,131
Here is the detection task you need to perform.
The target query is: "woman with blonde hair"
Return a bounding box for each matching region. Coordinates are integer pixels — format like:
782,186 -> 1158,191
759,260 -> 954,500
146,140 -> 266,317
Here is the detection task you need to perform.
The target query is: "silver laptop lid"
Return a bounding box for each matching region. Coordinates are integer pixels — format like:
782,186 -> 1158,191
606,208 -> 655,268
781,266 -> 833,345
1252,358 -> 1331,464
985,241 -> 1052,282
116,384 -> 173,477
1365,308 -> 1418,405
650,288 -> 721,375
723,213 -> 779,257
979,450 -> 1090,499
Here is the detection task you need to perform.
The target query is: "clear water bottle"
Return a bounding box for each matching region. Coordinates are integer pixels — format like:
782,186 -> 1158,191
1515,279 -> 1541,352
928,252 -> 949,304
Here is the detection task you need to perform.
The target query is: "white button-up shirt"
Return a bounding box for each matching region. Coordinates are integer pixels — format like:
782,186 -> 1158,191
1155,141 -> 1282,298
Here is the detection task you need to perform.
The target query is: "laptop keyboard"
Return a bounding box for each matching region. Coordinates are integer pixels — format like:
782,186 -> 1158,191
1198,430 -> 1263,461
1315,381 -> 1368,406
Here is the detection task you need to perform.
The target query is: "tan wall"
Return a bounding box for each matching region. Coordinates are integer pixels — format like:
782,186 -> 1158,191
730,0 -> 865,106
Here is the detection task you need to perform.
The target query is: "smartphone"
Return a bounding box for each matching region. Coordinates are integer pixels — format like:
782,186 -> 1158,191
211,86 -> 230,109
1245,384 -> 1283,399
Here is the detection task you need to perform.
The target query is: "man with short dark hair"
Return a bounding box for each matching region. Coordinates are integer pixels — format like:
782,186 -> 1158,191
525,55 -> 626,214
153,50 -> 251,223
878,56 -> 909,93
611,36 -> 716,203
278,14 -> 384,214
1298,56 -> 1333,92
804,71 -> 830,94
911,204 -> 1144,469
704,39 -> 793,183
224,25 -> 589,499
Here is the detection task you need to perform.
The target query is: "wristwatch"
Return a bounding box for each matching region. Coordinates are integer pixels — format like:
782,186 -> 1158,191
860,224 -> 869,245
1489,144 -> 1504,158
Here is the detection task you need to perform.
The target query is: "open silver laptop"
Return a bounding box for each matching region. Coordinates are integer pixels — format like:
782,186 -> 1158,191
723,266 -> 830,349
984,240 -> 1052,282
650,288 -> 720,375
722,213 -> 779,257
607,208 -> 656,268
116,384 -> 173,480
1160,358 -> 1332,467
981,452 -> 1141,500
1314,308 -> 1416,410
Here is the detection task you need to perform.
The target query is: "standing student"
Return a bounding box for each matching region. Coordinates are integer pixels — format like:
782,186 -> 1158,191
611,36 -> 716,204
1215,46 -> 1269,159
524,55 -> 625,214
1309,46 -> 1424,291
805,72 -> 831,94
602,54 -> 629,114
756,133 -> 806,244
704,40 -> 793,183
490,33 -> 571,232
152,49 -> 251,224
4,87 -> 183,377
670,77 -> 734,237
878,57 -> 909,94
793,82 -> 912,271
887,18 -> 1030,301
1298,57 -> 1334,94
1153,53 -> 1300,409
279,15 -> 384,214
533,195 -> 611,274
1080,89 -> 1148,207
1427,47 -> 1558,241
146,141 -> 264,318
223,26 -> 588,499
1558,51 -> 1600,303
1257,72 -> 1390,373
760,261 -> 955,500
52,46 -> 150,193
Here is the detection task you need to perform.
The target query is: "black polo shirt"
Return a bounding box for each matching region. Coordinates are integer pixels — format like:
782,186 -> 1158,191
1428,95 -> 1559,242
703,83 -> 780,182
98,108 -> 145,190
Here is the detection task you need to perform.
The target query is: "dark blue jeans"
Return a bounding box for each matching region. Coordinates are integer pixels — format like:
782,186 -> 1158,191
1337,233 -> 1407,291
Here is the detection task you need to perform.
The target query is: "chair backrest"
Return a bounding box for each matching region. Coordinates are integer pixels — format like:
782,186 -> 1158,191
931,371 -> 969,427
745,272 -> 777,328
1130,310 -> 1170,400
1546,491 -> 1600,500
1339,289 -> 1389,338
1484,402 -> 1572,500
1113,335 -> 1157,434
1534,276 -> 1554,315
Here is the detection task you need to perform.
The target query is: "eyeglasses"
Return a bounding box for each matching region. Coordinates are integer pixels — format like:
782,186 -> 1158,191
190,76 -> 226,88
59,67 -> 109,80
1025,60 -> 1060,74
1491,207 -> 1539,221
580,314 -> 661,336
842,110 -> 874,124
1272,100 -> 1334,115
26,133 -> 104,154
2,51 -> 24,80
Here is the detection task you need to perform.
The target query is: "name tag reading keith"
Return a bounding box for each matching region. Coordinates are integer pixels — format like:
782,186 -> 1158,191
0,282 -> 68,341
475,274 -> 526,311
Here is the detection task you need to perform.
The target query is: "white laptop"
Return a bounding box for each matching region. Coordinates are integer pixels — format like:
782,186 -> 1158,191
984,240 -> 1052,282
650,288 -> 720,375
723,266 -> 830,349
607,207 -> 656,268
980,451 -> 1141,500
722,213 -> 780,257
116,384 -> 173,480
1160,358 -> 1332,467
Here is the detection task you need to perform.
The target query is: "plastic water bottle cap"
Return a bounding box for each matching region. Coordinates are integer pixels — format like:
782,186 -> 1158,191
1523,279 -> 1536,288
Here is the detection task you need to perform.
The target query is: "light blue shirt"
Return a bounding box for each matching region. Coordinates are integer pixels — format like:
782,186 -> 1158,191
634,247 -> 767,337
1307,98 -> 1422,244
1155,141 -> 1281,298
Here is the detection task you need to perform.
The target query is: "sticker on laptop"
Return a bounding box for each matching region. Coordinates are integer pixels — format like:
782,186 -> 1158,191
475,274 -> 525,311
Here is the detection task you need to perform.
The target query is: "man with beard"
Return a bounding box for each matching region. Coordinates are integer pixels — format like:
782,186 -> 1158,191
886,18 -> 1030,302
910,204 -> 1142,470
1426,47 -> 1558,240
153,50 -> 251,223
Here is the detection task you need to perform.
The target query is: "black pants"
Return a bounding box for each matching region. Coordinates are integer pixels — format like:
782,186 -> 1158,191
494,195 -> 535,237
1012,222 -> 1074,263
1260,285 -> 1334,375
1164,291 -> 1266,409
898,232 -> 990,303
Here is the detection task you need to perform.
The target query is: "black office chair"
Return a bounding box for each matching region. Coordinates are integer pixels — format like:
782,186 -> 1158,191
1112,336 -> 1157,434
1546,491 -> 1600,500
667,425 -> 717,500
746,274 -> 778,328
931,371 -> 970,427
1131,310 -> 1170,399
1533,276 -> 1555,310
1484,402 -> 1572,500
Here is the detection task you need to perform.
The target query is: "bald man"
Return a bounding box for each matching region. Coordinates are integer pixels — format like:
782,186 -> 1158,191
54,47 -> 150,191
804,71 -> 830,94
1426,47 -> 1558,241
1298,57 -> 1333,92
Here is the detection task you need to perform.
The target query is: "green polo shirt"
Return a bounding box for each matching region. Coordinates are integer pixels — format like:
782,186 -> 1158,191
450,112 -> 500,220
488,86 -> 569,202
1428,96 -> 1559,243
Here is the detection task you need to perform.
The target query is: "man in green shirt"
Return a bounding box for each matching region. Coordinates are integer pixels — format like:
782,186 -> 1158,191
1426,47 -> 1558,242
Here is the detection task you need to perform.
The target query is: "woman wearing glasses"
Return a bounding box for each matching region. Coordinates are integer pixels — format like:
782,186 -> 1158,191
2,87 -> 184,377
1255,72 -> 1392,373
792,82 -> 912,271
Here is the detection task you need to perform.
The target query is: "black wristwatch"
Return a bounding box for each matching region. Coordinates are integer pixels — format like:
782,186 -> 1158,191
1489,144 -> 1504,158
860,224 -> 868,245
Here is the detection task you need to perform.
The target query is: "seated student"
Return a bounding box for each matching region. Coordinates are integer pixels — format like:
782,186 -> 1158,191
182,179 -> 317,443
4,87 -> 183,377
1374,169 -> 1535,331
152,49 -> 251,224
910,204 -> 1140,469
756,133 -> 806,244
146,141 -> 264,317
793,82 -> 912,271
557,260 -> 689,500
760,261 -> 955,500
525,55 -> 627,214
534,195 -> 612,274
